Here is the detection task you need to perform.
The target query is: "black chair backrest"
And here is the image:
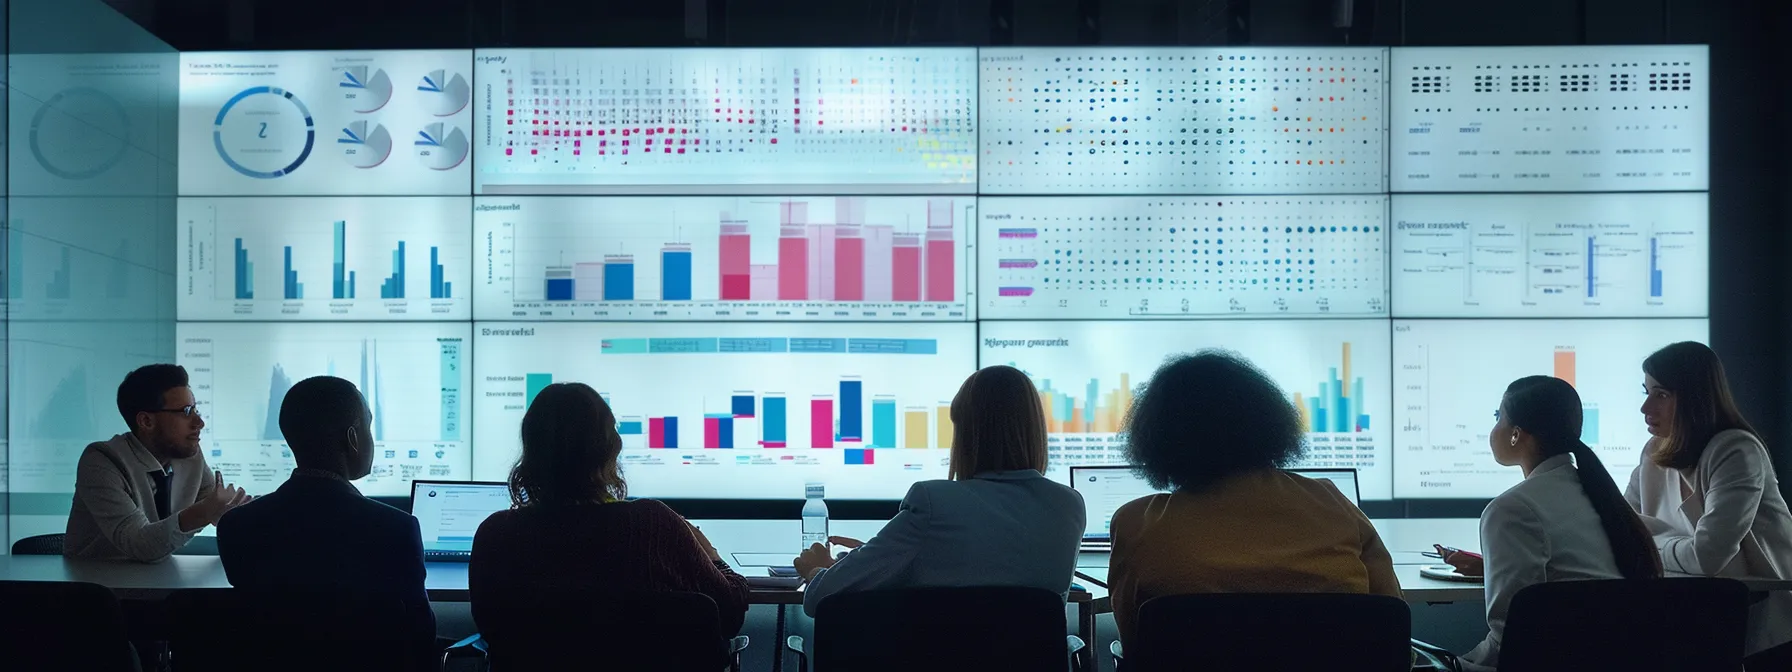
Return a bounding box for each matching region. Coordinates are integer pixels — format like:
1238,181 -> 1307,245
165,588 -> 429,672
1131,592 -> 1412,671
1498,578 -> 1748,672
0,580 -> 139,672
812,586 -> 1069,672
11,533 -> 66,555
473,590 -> 728,672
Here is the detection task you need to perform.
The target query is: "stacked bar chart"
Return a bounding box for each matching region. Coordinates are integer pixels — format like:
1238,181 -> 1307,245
474,196 -> 973,321
472,323 -> 975,499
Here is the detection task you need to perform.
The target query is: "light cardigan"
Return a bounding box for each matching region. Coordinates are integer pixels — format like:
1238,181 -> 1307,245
64,433 -> 216,562
1627,429 -> 1792,655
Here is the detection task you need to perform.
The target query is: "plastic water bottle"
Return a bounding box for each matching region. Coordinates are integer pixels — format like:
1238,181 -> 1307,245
801,482 -> 829,552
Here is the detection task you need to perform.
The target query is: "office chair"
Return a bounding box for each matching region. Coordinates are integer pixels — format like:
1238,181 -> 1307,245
1112,593 -> 1412,672
11,532 -> 67,555
784,586 -> 1082,672
165,588 -> 432,672
0,580 -> 141,672
1414,578 -> 1748,672
468,590 -> 749,672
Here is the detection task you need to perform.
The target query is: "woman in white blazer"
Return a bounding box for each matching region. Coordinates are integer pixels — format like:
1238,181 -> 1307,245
1629,341 -> 1792,666
1440,376 -> 1662,672
790,365 -> 1086,618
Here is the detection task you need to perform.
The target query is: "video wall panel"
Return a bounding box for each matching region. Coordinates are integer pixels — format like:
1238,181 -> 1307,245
1391,45 -> 1708,193
179,51 -> 473,196
168,44 -> 1710,502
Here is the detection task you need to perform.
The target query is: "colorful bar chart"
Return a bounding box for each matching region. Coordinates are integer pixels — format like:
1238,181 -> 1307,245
1293,344 -> 1373,435
475,196 -> 972,321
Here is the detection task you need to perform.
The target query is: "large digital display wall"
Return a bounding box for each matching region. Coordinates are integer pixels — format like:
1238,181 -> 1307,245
176,45 -> 1710,501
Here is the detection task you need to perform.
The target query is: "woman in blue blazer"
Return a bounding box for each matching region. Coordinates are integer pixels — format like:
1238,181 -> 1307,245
793,365 -> 1086,616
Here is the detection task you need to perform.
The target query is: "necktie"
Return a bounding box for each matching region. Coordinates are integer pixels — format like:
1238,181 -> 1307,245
148,470 -> 172,521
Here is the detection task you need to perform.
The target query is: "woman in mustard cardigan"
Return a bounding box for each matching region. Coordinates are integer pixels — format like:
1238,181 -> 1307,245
1108,350 -> 1402,646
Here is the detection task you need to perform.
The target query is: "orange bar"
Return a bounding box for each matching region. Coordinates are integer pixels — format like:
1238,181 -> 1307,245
1341,343 -> 1353,399
1554,349 -> 1576,388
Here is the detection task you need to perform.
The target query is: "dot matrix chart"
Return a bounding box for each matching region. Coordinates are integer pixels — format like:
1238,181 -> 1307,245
978,48 -> 1388,195
978,196 -> 1388,319
1391,45 -> 1708,192
474,48 -> 978,195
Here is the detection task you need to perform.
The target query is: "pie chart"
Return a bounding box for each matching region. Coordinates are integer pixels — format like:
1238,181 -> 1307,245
415,122 -> 469,171
418,69 -> 471,117
338,66 -> 393,113
30,86 -> 131,179
339,120 -> 392,168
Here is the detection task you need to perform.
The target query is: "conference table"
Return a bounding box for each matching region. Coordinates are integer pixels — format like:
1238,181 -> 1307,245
6,519 -> 1786,671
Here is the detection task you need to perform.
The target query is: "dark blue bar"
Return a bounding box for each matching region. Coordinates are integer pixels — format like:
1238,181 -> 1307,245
839,380 -> 863,441
545,278 -> 574,301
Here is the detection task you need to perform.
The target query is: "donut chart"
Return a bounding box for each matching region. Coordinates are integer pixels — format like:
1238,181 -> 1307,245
338,66 -> 394,113
339,120 -> 393,168
418,70 -> 471,117
415,123 -> 469,171
29,86 -> 131,180
213,86 -> 316,180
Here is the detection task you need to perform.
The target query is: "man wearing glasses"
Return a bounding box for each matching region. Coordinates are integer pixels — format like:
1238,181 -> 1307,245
64,364 -> 252,562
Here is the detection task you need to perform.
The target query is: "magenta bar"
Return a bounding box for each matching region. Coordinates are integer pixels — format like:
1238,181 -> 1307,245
834,227 -> 865,302
811,224 -> 837,302
892,234 -> 922,302
998,259 -> 1038,269
997,228 -> 1039,239
811,398 -> 834,448
925,200 -> 955,302
778,226 -> 809,300
719,217 -> 751,301
998,287 -> 1035,297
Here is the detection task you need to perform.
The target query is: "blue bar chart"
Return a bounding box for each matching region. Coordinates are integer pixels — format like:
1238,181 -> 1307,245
178,321 -> 473,496
179,197 -> 472,320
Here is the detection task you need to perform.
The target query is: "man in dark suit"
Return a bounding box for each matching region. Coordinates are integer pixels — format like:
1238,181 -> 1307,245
216,375 -> 435,665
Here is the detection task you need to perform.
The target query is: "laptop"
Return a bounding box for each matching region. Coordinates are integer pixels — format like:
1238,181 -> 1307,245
1289,468 -> 1362,507
1069,466 -> 1167,552
410,480 -> 512,562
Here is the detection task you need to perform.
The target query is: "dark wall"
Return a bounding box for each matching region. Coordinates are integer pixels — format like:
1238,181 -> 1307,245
112,0 -> 1792,500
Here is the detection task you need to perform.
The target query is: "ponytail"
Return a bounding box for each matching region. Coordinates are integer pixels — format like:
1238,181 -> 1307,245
1565,441 -> 1663,580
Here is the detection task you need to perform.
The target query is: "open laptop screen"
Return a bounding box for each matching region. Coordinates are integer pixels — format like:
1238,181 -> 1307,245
1070,466 -> 1167,544
1289,468 -> 1361,507
410,480 -> 512,559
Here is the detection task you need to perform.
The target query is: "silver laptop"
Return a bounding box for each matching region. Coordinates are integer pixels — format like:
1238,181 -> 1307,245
410,480 -> 512,562
1069,466 -> 1167,552
1289,468 -> 1362,507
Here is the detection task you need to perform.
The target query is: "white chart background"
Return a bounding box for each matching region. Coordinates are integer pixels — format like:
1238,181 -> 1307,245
178,197 -> 473,320
1391,45 -> 1708,192
178,322 -> 472,497
1392,318 -> 1709,499
1391,193 -> 1708,318
978,196 -> 1387,319
979,47 -> 1388,195
472,322 -> 976,499
474,196 -> 974,321
179,50 -> 473,196
980,320 -> 1394,499
473,48 -> 977,195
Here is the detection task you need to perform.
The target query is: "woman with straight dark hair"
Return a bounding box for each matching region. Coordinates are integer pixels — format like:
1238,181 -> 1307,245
792,365 -> 1085,617
1629,342 -> 1792,664
1439,376 -> 1662,671
470,382 -> 750,635
1107,350 -> 1400,647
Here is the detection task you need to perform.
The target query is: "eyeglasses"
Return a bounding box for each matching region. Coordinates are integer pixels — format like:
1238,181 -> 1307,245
153,404 -> 203,418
